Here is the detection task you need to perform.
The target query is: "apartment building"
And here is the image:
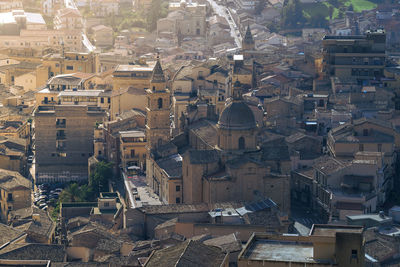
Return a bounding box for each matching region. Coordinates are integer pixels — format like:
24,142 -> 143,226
322,30 -> 386,80
232,0 -> 260,13
42,52 -> 99,76
158,0 -> 206,37
119,130 -> 146,171
0,10 -> 47,34
92,25 -> 113,48
0,1 -> 23,12
327,117 -> 399,165
35,73 -> 106,106
90,0 -> 119,17
238,225 -> 365,267
0,169 -> 31,222
110,62 -> 156,119
34,105 -> 105,183
54,8 -> 83,30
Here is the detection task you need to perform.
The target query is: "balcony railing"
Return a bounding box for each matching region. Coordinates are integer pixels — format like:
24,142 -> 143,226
56,123 -> 66,128
56,134 -> 66,140
41,100 -> 57,105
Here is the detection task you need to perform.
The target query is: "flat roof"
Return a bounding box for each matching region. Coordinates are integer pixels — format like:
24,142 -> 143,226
233,54 -> 244,61
310,224 -> 363,237
242,239 -> 314,262
347,214 -> 391,222
119,130 -> 145,138
58,90 -> 103,97
0,11 -> 45,25
114,63 -> 155,72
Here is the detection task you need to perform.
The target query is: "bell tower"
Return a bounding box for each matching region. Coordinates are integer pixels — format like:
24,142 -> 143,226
242,24 -> 255,52
145,56 -> 171,154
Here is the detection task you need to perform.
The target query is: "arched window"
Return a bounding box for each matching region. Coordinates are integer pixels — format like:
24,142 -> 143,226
238,137 -> 245,150
158,98 -> 163,109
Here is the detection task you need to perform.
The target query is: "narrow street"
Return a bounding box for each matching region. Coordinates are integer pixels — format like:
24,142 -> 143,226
206,0 -> 242,48
123,172 -> 161,208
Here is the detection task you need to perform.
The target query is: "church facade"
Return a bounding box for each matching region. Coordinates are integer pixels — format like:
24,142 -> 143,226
145,57 -> 291,212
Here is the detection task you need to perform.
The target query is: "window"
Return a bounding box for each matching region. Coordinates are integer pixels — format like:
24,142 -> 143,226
107,97 -> 110,103
56,130 -> 66,139
158,98 -> 163,109
130,149 -> 135,157
101,97 -> 104,103
359,144 -> 364,151
176,185 -> 180,192
176,197 -> 181,203
66,65 -> 73,70
56,141 -> 66,150
351,249 -> 358,259
7,193 -> 12,201
378,144 -> 382,152
104,202 -> 109,207
363,129 -> 368,136
238,137 -> 245,150
56,118 -> 66,128
98,150 -> 102,155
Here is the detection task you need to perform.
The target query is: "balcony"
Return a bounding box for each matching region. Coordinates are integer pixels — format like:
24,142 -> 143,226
124,155 -> 140,160
41,100 -> 57,105
56,134 -> 66,140
56,123 -> 66,128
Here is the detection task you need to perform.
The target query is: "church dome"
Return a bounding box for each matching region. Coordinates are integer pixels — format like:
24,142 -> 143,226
218,101 -> 256,130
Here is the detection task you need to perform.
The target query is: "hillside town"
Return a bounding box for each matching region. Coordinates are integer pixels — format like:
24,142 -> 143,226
0,0 -> 397,266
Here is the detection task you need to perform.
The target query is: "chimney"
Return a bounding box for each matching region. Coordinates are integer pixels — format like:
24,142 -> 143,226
32,213 -> 40,222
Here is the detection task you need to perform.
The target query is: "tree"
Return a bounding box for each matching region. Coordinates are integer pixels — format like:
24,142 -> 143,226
281,0 -> 305,29
90,161 -> 114,195
330,0 -> 339,7
254,0 -> 267,15
310,13 -> 328,28
146,0 -> 163,32
59,183 -> 84,203
348,4 -> 354,11
329,6 -> 334,19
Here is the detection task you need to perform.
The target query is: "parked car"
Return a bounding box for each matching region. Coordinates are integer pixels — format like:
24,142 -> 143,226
50,194 -> 59,200
35,199 -> 45,206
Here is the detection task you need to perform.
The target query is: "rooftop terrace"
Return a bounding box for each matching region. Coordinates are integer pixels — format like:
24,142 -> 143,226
242,239 -> 315,263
